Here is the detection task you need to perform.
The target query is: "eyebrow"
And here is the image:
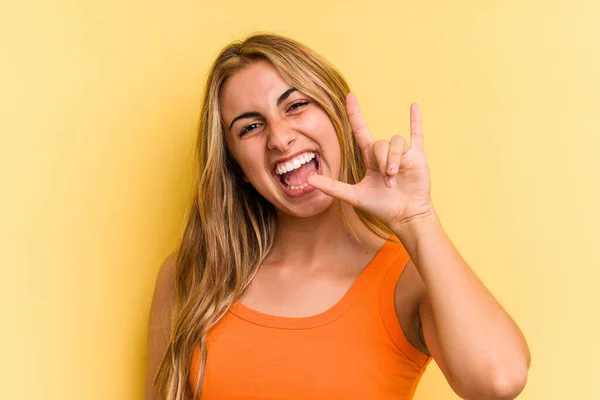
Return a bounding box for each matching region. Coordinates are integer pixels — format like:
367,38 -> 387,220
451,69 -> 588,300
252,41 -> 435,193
276,87 -> 297,106
228,87 -> 298,132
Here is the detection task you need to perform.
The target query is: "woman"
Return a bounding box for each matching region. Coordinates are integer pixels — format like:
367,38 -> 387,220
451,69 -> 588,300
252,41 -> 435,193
144,33 -> 530,400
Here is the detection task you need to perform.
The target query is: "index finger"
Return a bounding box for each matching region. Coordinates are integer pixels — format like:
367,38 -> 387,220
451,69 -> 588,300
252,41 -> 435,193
346,92 -> 374,154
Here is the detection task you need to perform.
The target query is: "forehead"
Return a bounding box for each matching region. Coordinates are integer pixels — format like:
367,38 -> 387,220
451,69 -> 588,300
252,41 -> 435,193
219,61 -> 290,118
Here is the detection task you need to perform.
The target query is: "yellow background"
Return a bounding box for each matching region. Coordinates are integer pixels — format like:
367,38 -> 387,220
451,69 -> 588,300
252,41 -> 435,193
2,0 -> 598,398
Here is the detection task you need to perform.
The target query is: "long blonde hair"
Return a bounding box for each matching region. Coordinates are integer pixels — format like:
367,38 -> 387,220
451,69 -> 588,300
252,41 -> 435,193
154,32 -> 393,400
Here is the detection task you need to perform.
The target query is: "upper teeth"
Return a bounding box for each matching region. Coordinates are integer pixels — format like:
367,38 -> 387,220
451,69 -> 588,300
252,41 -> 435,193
275,152 -> 316,175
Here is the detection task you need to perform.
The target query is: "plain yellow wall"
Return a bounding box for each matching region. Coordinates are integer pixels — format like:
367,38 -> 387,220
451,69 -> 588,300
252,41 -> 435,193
2,0 -> 598,398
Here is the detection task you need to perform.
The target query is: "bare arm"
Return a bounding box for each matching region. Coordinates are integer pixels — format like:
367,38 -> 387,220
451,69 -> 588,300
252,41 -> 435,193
143,253 -> 177,400
393,211 -> 530,400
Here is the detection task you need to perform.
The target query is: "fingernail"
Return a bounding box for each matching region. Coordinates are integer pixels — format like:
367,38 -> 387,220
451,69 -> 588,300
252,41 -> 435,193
390,177 -> 396,186
388,164 -> 398,173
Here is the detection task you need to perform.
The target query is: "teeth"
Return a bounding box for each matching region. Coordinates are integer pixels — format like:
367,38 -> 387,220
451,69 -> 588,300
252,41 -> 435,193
288,183 -> 308,191
275,152 -> 316,175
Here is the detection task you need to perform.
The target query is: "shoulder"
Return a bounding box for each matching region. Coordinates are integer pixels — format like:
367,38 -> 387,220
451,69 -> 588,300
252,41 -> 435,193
155,252 -> 177,294
149,251 -> 178,341
150,252 -> 178,325
144,252 -> 178,399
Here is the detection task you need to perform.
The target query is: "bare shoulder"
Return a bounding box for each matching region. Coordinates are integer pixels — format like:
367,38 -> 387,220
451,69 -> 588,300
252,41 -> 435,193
150,252 -> 178,329
144,252 -> 178,400
155,252 -> 178,299
394,258 -> 430,355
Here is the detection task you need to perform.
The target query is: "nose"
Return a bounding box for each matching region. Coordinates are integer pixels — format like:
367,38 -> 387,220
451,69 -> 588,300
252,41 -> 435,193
267,118 -> 296,151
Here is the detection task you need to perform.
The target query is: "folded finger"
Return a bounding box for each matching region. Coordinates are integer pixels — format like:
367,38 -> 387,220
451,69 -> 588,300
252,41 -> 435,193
372,140 -> 390,178
387,135 -> 406,176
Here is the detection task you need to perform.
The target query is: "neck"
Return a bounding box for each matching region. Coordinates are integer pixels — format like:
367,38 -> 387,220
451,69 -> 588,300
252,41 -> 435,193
270,201 -> 377,266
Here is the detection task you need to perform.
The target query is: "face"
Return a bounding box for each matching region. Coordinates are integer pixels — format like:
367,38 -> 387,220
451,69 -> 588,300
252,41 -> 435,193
220,61 -> 342,218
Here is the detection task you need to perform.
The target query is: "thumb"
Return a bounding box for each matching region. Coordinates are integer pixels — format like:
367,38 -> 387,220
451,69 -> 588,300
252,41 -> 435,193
307,174 -> 358,206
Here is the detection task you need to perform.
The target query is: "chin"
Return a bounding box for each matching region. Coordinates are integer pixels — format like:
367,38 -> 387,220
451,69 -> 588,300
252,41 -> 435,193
276,193 -> 337,219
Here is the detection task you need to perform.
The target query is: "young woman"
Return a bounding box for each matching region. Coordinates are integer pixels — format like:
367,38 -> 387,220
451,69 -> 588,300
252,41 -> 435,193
144,33 -> 530,400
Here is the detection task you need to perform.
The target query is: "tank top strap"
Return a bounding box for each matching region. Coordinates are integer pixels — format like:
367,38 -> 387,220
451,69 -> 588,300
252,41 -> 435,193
379,239 -> 431,368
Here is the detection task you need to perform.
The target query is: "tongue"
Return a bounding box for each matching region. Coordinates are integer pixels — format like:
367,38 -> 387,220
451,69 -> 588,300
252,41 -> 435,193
282,159 -> 317,187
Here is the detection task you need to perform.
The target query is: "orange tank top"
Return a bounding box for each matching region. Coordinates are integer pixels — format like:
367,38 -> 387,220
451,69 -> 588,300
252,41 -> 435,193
189,240 -> 432,399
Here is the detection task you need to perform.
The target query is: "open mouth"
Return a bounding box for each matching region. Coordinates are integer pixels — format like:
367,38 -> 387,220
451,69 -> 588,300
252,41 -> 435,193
274,151 -> 320,192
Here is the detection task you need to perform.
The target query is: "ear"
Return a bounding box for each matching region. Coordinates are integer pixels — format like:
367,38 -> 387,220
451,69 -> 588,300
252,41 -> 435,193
242,175 -> 250,182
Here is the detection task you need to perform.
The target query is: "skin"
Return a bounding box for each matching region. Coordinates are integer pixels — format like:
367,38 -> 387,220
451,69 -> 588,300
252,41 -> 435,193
220,61 -> 394,321
144,58 -> 530,400
221,61 -> 341,219
219,60 -> 531,399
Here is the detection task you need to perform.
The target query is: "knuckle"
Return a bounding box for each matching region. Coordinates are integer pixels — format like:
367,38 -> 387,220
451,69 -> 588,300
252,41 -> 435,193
391,135 -> 405,145
373,140 -> 388,150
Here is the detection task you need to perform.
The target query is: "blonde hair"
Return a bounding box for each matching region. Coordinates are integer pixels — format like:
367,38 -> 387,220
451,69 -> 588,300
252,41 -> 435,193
154,32 -> 393,400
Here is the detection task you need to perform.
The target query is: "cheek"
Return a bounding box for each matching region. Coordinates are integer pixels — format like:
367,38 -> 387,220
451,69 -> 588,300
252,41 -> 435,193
317,118 -> 342,167
230,142 -> 267,182
237,153 -> 260,177
302,112 -> 341,172
299,110 -> 340,147
302,109 -> 332,133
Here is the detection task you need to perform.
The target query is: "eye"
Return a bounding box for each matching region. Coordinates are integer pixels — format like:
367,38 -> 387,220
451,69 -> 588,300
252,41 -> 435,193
287,101 -> 309,112
240,122 -> 262,137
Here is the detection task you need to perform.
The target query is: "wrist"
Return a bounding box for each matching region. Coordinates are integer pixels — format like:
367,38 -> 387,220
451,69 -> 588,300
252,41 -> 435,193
390,205 -> 440,242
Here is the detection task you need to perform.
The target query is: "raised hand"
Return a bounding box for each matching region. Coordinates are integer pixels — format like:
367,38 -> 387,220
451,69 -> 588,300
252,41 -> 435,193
307,92 -> 434,231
